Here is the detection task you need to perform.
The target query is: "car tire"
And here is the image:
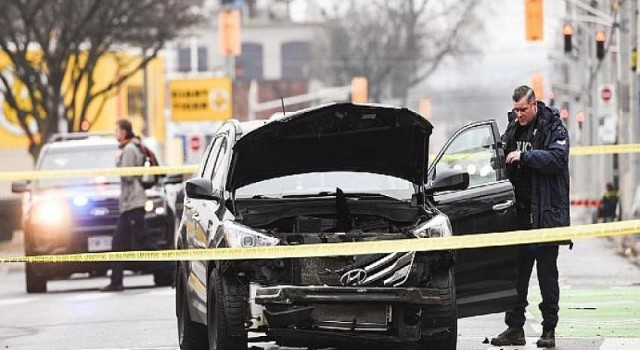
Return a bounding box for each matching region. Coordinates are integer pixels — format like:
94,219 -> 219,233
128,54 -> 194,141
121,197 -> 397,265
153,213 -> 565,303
176,264 -> 208,350
25,264 -> 47,294
207,268 -> 248,350
422,267 -> 457,350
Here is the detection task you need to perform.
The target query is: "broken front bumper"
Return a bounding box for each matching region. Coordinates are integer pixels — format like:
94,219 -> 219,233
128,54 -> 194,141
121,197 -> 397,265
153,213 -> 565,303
254,284 -> 445,344
255,285 -> 443,305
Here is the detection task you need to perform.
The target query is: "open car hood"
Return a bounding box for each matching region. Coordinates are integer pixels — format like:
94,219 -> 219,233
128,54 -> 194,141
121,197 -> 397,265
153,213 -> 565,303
228,103 -> 433,190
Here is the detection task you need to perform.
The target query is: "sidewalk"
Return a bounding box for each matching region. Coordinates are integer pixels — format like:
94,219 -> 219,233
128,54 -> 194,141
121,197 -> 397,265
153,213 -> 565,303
0,230 -> 25,275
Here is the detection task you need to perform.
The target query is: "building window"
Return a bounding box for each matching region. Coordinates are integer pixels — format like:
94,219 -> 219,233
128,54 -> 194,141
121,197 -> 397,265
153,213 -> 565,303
236,42 -> 263,81
197,46 -> 208,72
281,41 -> 310,80
127,86 -> 143,118
177,47 -> 191,72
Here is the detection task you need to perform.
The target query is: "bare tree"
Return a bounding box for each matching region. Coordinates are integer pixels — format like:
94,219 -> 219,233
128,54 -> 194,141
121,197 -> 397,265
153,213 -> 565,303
312,0 -> 483,103
0,0 -> 202,160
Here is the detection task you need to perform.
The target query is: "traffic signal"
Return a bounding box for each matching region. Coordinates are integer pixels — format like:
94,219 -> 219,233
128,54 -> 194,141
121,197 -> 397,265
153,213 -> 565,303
419,99 -> 432,118
632,47 -> 637,72
525,0 -> 544,41
563,24 -> 573,53
595,30 -> 606,60
531,74 -> 544,101
576,111 -> 585,129
219,9 -> 241,57
351,77 -> 368,103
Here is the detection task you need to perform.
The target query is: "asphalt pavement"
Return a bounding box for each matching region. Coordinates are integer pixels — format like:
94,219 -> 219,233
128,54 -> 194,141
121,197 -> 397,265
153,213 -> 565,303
1,233 -> 640,350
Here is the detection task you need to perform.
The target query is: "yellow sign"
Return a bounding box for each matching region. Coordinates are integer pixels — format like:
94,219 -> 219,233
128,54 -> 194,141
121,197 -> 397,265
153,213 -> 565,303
170,77 -> 232,121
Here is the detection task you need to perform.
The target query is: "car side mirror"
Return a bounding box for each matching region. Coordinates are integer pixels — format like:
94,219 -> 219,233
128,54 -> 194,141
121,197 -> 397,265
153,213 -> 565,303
185,178 -> 221,201
427,169 -> 470,193
11,181 -> 29,194
163,173 -> 184,185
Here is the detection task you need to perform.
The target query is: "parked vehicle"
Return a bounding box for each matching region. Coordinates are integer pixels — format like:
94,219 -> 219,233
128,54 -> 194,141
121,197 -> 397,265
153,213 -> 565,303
175,103 -> 518,350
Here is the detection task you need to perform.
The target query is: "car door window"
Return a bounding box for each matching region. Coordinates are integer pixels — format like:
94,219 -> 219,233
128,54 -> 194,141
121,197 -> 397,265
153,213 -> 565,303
200,137 -> 223,179
434,124 -> 498,187
210,138 -> 229,183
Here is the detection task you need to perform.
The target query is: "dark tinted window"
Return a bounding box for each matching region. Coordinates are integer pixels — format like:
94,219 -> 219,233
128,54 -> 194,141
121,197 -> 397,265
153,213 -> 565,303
236,42 -> 263,81
178,47 -> 191,72
197,46 -> 208,72
281,41 -> 310,79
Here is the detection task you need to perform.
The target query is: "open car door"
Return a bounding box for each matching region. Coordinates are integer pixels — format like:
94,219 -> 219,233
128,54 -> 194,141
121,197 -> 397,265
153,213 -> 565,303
428,120 -> 518,318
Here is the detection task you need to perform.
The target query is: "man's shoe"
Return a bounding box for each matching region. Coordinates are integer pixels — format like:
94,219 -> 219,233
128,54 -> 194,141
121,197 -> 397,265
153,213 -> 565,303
100,284 -> 124,292
536,329 -> 556,348
490,327 -> 526,346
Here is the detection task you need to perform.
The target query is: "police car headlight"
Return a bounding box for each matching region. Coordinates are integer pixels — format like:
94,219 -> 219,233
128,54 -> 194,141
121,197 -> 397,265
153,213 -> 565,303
222,222 -> 280,248
410,214 -> 452,238
31,201 -> 67,226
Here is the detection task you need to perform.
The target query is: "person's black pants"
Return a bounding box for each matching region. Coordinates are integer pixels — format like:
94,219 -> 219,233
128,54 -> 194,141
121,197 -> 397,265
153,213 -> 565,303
505,244 -> 560,331
110,208 -> 157,286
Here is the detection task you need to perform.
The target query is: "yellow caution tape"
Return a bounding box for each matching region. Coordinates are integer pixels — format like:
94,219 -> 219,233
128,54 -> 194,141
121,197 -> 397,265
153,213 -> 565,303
1,220 -> 639,264
570,143 -> 640,156
1,144 -> 640,182
0,165 -> 198,182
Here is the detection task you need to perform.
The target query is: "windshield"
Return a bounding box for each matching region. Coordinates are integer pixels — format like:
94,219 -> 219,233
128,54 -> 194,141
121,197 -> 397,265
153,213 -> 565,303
36,145 -> 119,189
236,171 -> 415,200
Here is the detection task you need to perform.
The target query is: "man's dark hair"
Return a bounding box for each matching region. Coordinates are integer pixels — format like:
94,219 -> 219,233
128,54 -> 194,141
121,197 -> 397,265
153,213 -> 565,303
116,119 -> 134,139
512,85 -> 536,104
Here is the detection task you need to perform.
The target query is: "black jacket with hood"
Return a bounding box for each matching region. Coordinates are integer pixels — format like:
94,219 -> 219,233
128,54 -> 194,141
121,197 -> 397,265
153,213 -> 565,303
502,101 -> 571,233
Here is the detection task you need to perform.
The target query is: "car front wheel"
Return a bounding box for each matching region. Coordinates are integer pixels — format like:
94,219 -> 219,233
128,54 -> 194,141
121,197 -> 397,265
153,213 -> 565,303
25,264 -> 47,293
422,267 -> 457,350
207,268 -> 248,350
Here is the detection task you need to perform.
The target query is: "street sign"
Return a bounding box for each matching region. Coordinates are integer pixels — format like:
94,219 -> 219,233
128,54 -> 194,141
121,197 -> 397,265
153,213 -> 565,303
189,135 -> 202,152
598,84 -> 617,144
185,133 -> 205,164
601,86 -> 612,102
170,77 -> 233,121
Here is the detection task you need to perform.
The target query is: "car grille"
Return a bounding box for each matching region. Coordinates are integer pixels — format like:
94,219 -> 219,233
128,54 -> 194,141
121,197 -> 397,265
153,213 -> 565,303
299,252 -> 415,287
70,198 -> 120,226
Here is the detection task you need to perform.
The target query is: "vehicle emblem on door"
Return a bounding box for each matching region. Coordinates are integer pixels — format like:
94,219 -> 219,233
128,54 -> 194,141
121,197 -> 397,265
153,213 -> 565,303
340,268 -> 368,286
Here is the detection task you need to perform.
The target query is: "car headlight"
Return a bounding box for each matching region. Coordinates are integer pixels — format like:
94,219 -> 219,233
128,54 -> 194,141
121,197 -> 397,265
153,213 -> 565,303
145,198 -> 166,215
31,201 -> 67,226
410,214 -> 452,238
222,222 -> 280,248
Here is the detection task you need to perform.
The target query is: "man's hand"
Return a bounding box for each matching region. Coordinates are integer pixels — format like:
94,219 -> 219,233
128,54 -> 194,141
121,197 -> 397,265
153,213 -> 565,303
506,151 -> 522,164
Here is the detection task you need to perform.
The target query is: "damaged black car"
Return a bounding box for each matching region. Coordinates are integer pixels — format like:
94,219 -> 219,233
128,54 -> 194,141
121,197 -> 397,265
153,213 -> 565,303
175,103 -> 519,350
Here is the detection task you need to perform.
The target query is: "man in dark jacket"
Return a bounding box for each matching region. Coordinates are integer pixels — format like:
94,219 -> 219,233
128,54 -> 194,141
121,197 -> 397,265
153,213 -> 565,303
491,86 -> 570,348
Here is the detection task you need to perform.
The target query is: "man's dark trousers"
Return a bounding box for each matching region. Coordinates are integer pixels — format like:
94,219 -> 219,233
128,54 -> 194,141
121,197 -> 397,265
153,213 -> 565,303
505,217 -> 560,331
110,208 -> 151,286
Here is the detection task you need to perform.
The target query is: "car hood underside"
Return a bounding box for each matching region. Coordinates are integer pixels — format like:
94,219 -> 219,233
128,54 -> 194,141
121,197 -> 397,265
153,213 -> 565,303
228,103 -> 433,190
